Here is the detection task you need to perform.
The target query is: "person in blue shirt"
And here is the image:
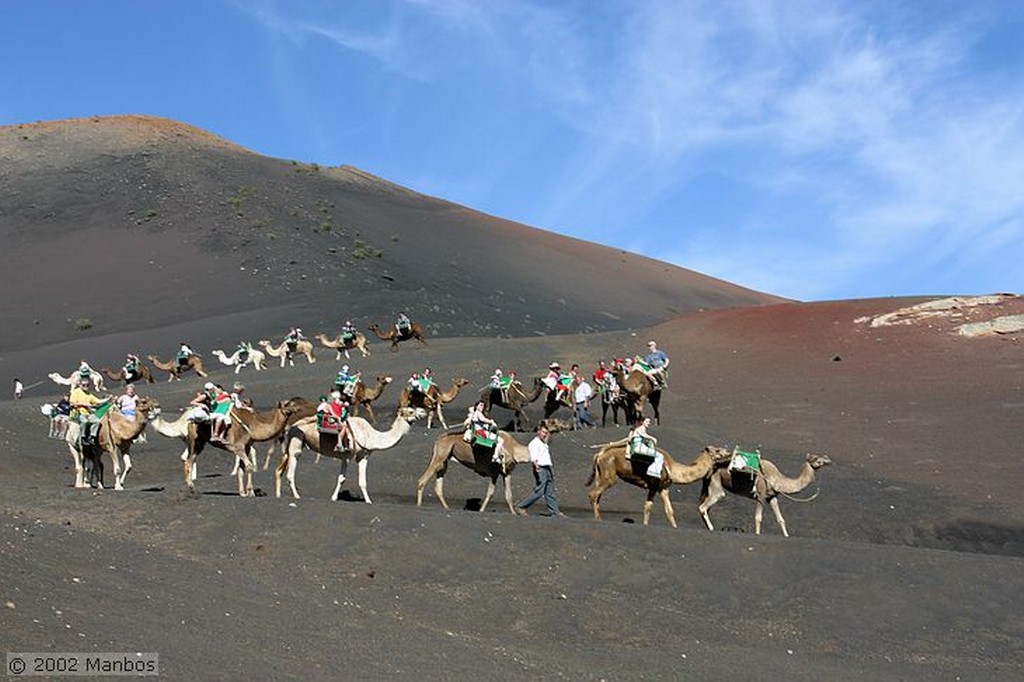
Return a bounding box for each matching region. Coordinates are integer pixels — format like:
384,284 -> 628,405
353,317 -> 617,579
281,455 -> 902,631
642,340 -> 670,388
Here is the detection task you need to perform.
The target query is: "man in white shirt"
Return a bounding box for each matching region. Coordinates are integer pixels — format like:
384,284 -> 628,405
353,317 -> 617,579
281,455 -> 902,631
573,378 -> 597,428
514,426 -> 567,517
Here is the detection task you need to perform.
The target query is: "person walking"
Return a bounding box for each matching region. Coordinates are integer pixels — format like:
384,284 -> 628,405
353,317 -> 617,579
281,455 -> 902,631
514,425 -> 567,517
574,377 -> 597,428
13,378 -> 23,399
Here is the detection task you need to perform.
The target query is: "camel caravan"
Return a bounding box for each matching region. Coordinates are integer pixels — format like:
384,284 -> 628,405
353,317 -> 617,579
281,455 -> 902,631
36,325 -> 833,536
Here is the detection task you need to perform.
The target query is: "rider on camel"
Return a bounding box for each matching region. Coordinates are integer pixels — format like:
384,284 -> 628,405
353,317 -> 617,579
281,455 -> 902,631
177,342 -> 194,368
123,353 -> 140,379
341,319 -> 357,341
641,340 -> 670,388
396,312 -> 411,335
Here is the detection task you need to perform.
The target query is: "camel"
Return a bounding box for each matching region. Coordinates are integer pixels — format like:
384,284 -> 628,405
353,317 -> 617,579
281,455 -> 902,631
586,443 -> 732,528
258,339 -> 316,367
184,402 -> 300,497
367,321 -> 428,351
148,354 -> 209,381
49,369 -> 105,392
316,332 -> 370,360
63,397 -> 160,490
100,363 -> 155,385
397,377 -> 470,429
275,407 -> 426,503
346,375 -> 393,425
150,409 -> 246,481
699,453 -> 833,537
613,365 -> 663,425
479,380 -> 544,431
211,347 -> 268,374
415,430 -> 532,513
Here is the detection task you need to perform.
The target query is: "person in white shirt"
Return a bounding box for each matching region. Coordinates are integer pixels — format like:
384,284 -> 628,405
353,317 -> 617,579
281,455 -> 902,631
574,378 -> 596,428
514,426 -> 566,517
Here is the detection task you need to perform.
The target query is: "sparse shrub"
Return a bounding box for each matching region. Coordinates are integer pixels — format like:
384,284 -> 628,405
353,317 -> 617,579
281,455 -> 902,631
74,318 -> 93,331
352,238 -> 382,260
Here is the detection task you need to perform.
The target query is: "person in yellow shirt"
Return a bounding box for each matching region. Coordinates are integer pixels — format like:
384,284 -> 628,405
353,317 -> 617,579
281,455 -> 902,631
70,378 -> 109,445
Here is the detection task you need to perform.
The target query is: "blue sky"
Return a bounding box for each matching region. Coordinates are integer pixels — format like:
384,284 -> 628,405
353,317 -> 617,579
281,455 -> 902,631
3,1 -> 1022,301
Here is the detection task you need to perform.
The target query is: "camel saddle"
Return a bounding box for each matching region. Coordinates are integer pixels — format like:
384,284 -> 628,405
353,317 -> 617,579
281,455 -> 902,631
472,425 -> 498,449
627,436 -> 657,461
729,448 -> 761,473
317,413 -> 343,435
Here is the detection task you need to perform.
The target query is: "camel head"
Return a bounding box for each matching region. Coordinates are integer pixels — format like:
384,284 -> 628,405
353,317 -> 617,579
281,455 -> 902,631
703,445 -> 733,464
806,453 -> 833,469
452,377 -> 469,387
398,406 -> 428,422
538,418 -> 573,433
136,397 -> 160,415
378,375 -> 393,385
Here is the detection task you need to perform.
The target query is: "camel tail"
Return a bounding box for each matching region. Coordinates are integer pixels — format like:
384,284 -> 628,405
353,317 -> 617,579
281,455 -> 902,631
584,455 -> 599,487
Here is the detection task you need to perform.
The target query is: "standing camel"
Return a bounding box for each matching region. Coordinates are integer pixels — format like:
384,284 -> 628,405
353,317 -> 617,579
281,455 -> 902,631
148,354 -> 209,381
367,321 -> 428,351
415,430 -> 532,513
699,453 -> 832,536
345,375 -> 394,425
613,365 -> 663,425
275,407 -> 426,503
480,380 -> 543,431
211,347 -> 267,374
100,364 -> 155,385
183,402 -> 300,497
258,339 -> 316,367
316,332 -> 370,360
398,377 -> 470,429
586,443 -> 732,528
63,397 -> 160,490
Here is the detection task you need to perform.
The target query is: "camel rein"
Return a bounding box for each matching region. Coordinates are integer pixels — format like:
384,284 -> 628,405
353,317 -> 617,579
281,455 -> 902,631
778,485 -> 822,503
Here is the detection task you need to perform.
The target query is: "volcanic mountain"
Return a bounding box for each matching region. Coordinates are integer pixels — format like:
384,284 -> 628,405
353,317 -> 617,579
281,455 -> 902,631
0,115 -> 779,357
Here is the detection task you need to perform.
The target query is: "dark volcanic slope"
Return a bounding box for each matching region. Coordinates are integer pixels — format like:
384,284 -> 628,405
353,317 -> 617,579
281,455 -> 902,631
1,295 -> 1022,680
0,115 -> 781,355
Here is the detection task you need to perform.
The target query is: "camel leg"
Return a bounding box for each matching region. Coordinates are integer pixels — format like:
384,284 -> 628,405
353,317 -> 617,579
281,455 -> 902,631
754,500 -> 764,535
356,456 -> 372,504
642,491 -> 656,525
183,454 -> 197,491
659,489 -> 678,528
415,460 -> 442,508
274,453 -> 287,498
432,476 -> 449,510
493,473 -> 512,514
769,497 -> 789,537
479,476 -> 497,513
118,453 -> 133,490
286,452 -> 300,499
331,457 -> 349,501
436,407 -> 448,430
588,480 -> 609,520
698,488 -> 725,531
363,403 -> 376,426
70,443 -> 87,488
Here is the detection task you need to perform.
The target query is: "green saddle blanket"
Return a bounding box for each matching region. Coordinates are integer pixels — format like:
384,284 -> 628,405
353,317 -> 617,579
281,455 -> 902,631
627,436 -> 657,459
731,449 -> 761,472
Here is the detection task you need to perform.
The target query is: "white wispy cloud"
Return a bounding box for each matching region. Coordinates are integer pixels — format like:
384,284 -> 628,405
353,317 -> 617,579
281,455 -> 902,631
233,0 -> 1024,298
